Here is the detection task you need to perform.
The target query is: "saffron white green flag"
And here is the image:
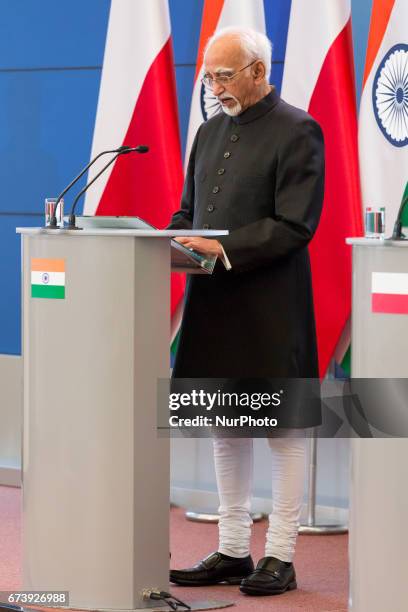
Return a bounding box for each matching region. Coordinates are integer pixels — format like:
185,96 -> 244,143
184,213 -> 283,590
184,0 -> 266,168
31,258 -> 65,299
359,0 -> 408,237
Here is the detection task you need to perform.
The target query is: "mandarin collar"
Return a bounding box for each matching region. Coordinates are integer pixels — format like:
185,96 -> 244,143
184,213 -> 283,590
231,87 -> 280,125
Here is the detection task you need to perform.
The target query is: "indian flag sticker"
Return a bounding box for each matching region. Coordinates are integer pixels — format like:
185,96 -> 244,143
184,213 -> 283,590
31,258 -> 65,299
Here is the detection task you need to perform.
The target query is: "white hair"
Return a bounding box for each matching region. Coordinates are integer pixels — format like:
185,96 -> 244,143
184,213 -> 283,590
203,26 -> 273,82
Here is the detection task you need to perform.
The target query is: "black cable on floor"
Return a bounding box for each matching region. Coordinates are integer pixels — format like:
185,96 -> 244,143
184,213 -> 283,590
149,589 -> 191,610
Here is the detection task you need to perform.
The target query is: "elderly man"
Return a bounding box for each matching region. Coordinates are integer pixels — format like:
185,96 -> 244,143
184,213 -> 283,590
168,26 -> 324,597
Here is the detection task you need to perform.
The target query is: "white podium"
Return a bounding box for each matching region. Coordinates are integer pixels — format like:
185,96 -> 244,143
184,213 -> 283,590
16,227 -> 227,611
347,238 -> 408,612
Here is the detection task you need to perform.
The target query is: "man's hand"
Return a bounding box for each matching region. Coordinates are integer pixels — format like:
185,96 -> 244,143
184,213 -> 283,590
175,237 -> 223,257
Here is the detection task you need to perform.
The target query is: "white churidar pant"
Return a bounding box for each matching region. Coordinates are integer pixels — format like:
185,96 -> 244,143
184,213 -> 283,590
213,433 -> 306,562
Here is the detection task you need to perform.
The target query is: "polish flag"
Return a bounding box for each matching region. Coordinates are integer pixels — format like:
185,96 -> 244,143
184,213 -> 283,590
372,273 -> 408,314
184,0 -> 266,167
359,0 -> 408,237
83,0 -> 184,340
281,0 -> 363,377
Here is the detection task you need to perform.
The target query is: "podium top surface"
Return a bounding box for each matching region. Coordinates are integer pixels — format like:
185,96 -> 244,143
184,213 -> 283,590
16,228 -> 228,237
346,237 -> 408,247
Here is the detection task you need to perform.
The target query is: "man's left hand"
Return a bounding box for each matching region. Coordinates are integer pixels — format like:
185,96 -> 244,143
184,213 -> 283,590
175,237 -> 223,257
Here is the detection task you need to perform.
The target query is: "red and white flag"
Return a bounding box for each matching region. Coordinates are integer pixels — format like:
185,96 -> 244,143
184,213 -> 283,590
184,0 -> 266,167
359,0 -> 408,237
83,0 -> 184,339
372,272 -> 408,314
281,0 -> 363,377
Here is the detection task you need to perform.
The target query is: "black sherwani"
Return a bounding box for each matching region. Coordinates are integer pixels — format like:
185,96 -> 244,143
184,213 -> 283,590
168,89 -> 324,425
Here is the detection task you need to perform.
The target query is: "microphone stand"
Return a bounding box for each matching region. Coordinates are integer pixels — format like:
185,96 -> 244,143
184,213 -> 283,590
391,194 -> 408,240
65,153 -> 121,230
65,146 -> 149,230
46,146 -> 132,229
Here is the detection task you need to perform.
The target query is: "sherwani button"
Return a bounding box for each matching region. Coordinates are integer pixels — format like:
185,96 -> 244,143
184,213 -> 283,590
217,168 -> 225,175
212,186 -> 220,194
223,151 -> 231,158
230,134 -> 239,142
207,204 -> 215,212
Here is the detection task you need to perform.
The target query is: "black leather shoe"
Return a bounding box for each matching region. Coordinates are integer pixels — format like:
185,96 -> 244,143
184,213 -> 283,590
170,551 -> 254,586
239,556 -> 297,595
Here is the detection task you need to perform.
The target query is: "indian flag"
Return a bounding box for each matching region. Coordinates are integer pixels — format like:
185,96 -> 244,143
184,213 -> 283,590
31,258 -> 65,300
359,0 -> 408,237
184,0 -> 266,166
175,0 -> 265,359
372,272 -> 408,314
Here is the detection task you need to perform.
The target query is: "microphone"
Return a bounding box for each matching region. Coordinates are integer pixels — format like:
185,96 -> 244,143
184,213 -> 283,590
391,189 -> 408,240
127,145 -> 149,154
47,145 -> 136,229
66,145 -> 149,230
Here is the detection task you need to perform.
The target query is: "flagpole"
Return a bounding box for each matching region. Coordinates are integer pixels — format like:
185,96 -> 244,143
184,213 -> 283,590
299,426 -> 348,534
300,356 -> 348,534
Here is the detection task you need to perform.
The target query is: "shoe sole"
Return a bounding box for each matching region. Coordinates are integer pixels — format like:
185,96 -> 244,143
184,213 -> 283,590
240,580 -> 297,596
170,576 -> 247,586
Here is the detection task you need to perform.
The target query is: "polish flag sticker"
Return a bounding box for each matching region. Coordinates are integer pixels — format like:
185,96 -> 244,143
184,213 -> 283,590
372,272 -> 408,314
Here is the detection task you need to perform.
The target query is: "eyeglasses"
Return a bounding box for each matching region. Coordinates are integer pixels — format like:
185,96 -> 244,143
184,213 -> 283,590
201,60 -> 258,88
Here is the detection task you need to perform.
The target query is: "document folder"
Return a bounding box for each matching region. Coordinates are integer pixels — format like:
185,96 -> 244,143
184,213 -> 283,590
71,215 -> 218,273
